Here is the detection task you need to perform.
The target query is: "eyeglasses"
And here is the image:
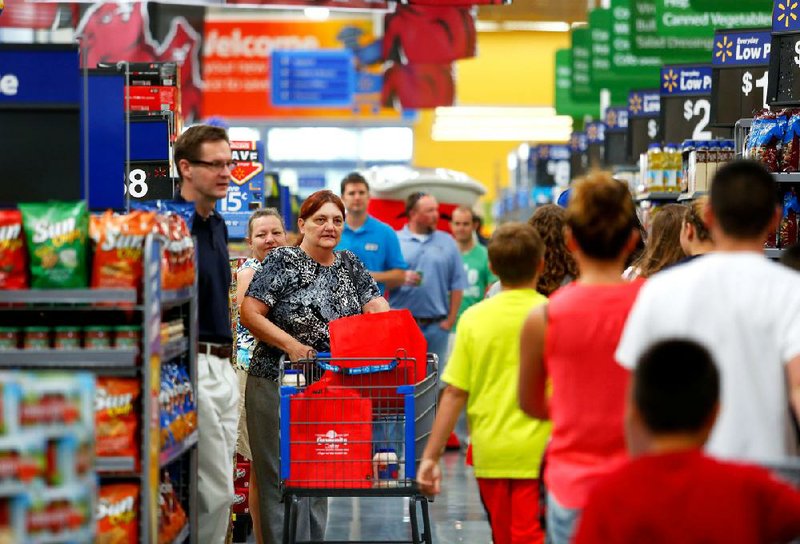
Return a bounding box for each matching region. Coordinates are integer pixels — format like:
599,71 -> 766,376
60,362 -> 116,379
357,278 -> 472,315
405,191 -> 428,213
188,159 -> 237,172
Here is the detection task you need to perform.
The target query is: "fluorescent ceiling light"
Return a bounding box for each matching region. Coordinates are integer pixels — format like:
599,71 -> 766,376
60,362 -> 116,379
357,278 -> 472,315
304,7 -> 330,20
432,106 -> 572,142
475,20 -> 570,33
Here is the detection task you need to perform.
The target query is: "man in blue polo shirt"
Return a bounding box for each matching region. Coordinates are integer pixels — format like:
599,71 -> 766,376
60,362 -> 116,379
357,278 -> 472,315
390,192 -> 466,376
337,172 -> 407,295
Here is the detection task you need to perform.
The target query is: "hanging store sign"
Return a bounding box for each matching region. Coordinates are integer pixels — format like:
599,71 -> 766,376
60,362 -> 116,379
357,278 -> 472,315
628,89 -> 661,160
631,0 -> 771,60
203,19 -> 397,120
271,50 -> 355,107
216,140 -> 267,240
660,64 -> 729,144
711,28 -> 771,126
767,0 -> 800,106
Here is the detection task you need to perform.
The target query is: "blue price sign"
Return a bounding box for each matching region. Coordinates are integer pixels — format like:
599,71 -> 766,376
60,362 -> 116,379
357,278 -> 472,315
661,65 -> 713,96
604,107 -> 629,132
661,64 -> 729,144
271,50 -> 355,107
628,89 -> 661,160
217,140 -> 266,240
773,0 -> 800,32
711,28 -> 771,126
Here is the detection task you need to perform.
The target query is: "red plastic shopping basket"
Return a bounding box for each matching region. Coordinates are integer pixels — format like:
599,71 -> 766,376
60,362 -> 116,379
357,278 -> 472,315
327,309 -> 428,404
286,381 -> 373,489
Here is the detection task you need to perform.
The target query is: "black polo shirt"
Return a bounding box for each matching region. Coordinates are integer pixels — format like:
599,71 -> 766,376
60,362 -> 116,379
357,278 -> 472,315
175,194 -> 232,344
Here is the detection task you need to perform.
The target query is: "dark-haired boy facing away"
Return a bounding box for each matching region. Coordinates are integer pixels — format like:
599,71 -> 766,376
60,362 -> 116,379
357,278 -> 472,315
575,339 -> 800,544
417,223 -> 552,544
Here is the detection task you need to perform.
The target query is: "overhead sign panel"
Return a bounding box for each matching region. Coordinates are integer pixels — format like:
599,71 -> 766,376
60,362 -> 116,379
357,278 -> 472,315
271,49 -> 355,107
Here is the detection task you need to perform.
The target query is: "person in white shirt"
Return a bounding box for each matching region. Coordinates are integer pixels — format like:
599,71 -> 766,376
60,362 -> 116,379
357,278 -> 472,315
616,160 -> 800,463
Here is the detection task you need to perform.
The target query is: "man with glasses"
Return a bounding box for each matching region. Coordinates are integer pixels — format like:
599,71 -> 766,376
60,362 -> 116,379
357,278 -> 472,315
337,172 -> 407,295
174,124 -> 239,543
390,192 -> 466,382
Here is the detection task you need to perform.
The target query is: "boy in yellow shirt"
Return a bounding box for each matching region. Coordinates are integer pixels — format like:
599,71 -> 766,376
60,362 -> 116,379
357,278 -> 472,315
417,222 -> 552,544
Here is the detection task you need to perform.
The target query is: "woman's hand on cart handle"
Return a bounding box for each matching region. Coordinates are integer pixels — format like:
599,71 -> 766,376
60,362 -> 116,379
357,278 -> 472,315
287,341 -> 316,363
416,458 -> 442,496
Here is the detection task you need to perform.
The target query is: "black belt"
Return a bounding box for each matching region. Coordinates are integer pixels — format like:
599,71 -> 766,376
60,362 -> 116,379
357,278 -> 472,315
414,316 -> 446,326
199,342 -> 233,359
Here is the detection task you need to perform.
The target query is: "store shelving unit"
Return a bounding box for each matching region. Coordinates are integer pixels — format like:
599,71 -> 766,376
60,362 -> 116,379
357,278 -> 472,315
634,191 -> 680,203
677,191 -> 707,202
0,236 -> 198,544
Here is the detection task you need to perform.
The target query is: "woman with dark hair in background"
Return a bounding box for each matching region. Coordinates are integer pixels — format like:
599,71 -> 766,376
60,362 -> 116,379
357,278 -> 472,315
680,196 -> 715,260
527,204 -> 578,296
518,172 -> 644,544
240,189 -> 390,544
626,204 -> 686,279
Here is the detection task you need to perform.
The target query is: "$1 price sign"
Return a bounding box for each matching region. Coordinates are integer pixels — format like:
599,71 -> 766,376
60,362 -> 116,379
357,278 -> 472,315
711,29 -> 772,126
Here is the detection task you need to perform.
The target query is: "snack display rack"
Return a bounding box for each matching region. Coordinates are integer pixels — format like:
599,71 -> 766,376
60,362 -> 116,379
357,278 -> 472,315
735,117 -> 800,259
0,236 -> 198,544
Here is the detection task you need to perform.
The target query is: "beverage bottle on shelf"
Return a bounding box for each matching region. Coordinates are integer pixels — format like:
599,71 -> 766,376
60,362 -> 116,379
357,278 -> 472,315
680,140 -> 694,194
647,143 -> 664,192
692,140 -> 709,194
663,143 -> 679,192
702,141 -> 720,192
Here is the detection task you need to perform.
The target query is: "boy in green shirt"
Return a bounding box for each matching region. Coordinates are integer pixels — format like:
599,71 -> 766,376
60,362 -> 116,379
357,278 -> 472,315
417,222 -> 551,544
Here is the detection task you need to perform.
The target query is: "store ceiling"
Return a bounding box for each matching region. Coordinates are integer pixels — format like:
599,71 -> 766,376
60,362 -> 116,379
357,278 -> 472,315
478,0 -> 588,23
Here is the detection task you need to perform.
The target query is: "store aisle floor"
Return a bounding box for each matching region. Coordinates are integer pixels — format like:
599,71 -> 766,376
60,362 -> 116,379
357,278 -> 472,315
242,450 -> 492,543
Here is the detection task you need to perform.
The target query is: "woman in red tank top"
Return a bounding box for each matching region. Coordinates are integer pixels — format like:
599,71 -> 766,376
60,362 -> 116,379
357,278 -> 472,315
518,172 -> 645,544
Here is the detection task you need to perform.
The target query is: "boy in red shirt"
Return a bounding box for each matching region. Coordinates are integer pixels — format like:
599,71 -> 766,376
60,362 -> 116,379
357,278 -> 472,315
574,339 -> 800,544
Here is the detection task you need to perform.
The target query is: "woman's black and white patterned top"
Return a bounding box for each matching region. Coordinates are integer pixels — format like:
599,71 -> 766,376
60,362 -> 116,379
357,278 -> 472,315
245,246 -> 381,380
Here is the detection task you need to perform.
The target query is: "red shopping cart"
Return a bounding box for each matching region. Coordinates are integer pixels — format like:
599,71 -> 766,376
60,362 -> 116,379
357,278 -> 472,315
279,351 -> 438,544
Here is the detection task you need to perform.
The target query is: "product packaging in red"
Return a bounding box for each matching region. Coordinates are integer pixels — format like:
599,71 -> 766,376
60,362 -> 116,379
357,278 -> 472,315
327,309 -> 427,406
232,488 -> 250,514
287,382 -> 373,489
127,86 -> 178,112
0,210 -> 27,289
234,462 -> 250,488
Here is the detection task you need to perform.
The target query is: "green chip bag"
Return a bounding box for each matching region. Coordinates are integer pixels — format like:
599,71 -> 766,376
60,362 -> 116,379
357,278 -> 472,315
19,201 -> 89,288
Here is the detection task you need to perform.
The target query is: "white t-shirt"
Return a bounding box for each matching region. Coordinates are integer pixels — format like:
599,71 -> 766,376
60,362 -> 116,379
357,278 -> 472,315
616,252 -> 800,462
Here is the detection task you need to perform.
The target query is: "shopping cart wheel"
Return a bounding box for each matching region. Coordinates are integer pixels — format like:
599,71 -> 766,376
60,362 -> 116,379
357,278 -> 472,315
419,495 -> 433,544
409,495 -> 421,544
283,494 -> 300,544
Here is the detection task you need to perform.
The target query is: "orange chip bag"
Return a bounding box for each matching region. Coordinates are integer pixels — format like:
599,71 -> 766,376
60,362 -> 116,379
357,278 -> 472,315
96,483 -> 139,544
95,378 -> 140,467
91,210 -> 156,290
0,210 -> 27,289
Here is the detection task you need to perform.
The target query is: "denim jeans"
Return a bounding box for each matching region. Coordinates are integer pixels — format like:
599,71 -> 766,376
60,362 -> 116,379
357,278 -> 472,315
419,321 -> 450,384
545,492 -> 581,544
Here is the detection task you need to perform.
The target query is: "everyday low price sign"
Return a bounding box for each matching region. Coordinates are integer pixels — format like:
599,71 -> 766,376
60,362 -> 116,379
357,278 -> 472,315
711,28 -> 771,126
660,64 -> 730,143
628,89 -> 661,159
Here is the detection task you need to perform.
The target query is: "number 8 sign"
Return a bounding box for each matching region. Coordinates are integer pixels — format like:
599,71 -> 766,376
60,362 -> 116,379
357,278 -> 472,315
125,161 -> 174,202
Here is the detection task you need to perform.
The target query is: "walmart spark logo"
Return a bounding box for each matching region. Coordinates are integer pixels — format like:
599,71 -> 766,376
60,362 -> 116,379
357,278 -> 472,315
587,124 -> 598,140
777,1 -> 799,28
715,35 -> 734,63
663,69 -> 679,93
606,110 -> 618,128
629,94 -> 643,115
